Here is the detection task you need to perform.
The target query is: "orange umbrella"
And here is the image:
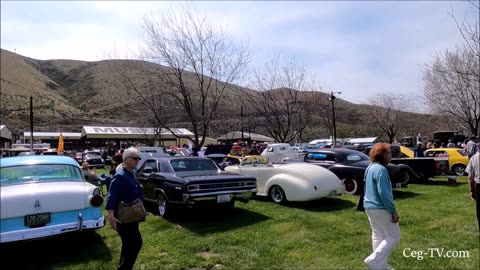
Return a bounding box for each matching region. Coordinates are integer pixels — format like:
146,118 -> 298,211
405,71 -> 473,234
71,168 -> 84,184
58,133 -> 64,153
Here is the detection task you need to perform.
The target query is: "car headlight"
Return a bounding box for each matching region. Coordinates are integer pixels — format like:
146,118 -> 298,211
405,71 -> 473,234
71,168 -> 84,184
187,184 -> 199,191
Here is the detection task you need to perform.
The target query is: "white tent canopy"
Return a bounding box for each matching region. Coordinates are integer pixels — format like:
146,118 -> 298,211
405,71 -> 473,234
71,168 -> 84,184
309,138 -> 332,144
0,125 -> 12,140
216,131 -> 275,143
348,137 -> 378,144
23,132 -> 81,140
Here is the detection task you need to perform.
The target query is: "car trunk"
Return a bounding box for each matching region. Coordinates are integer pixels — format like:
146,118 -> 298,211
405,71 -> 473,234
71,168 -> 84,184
1,182 -> 87,219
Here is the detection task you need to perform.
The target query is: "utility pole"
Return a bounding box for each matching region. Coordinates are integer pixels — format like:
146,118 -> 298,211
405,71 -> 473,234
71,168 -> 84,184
30,96 -> 34,151
241,105 -> 244,143
329,92 -> 341,148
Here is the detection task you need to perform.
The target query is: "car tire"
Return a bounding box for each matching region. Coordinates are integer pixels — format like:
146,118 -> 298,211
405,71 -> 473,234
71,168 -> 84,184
342,178 -> 358,195
269,185 -> 287,204
157,193 -> 171,219
452,164 -> 466,176
402,170 -> 411,186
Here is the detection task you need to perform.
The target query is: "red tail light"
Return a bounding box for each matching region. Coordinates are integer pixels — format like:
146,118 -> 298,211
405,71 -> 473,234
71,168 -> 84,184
90,195 -> 104,207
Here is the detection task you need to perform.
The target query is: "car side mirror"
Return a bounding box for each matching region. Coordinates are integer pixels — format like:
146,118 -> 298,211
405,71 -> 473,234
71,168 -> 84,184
84,175 -> 89,181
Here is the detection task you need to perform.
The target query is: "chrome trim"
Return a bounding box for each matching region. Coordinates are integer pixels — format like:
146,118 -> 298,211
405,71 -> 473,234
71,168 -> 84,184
188,188 -> 257,197
78,213 -> 83,231
0,217 -> 105,243
189,191 -> 255,201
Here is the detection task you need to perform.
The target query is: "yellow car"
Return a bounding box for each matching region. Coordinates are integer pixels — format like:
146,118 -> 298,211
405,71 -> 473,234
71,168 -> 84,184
424,148 -> 469,176
400,146 -> 414,158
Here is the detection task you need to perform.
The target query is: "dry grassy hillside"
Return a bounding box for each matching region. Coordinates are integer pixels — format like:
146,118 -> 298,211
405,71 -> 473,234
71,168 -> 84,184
0,49 -> 84,127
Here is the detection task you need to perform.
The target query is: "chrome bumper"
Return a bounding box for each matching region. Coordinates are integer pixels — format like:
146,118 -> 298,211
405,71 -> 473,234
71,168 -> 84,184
0,216 -> 105,243
183,188 -> 257,203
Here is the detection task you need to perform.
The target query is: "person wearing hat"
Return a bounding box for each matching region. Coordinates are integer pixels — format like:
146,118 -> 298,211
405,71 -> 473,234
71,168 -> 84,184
105,147 -> 144,270
414,143 -> 424,157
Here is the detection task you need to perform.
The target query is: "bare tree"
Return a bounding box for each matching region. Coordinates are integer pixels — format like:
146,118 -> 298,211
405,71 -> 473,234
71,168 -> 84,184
108,7 -> 250,152
366,93 -> 413,143
244,57 -> 318,143
423,3 -> 480,135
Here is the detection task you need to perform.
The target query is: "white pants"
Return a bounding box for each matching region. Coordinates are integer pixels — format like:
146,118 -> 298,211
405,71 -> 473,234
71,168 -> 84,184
364,209 -> 400,270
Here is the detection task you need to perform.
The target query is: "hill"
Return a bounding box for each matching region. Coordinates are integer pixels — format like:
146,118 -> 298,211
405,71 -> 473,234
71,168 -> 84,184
0,49 -> 449,142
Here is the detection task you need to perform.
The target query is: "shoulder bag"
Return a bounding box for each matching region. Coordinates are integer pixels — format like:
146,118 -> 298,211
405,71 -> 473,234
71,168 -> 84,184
117,198 -> 147,224
356,165 -> 371,212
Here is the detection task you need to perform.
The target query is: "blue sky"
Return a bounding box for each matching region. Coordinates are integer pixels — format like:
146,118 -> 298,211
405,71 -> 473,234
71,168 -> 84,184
1,1 -> 478,108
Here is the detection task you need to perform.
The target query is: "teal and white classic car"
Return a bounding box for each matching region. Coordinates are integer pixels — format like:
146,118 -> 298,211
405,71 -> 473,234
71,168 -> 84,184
0,156 -> 105,243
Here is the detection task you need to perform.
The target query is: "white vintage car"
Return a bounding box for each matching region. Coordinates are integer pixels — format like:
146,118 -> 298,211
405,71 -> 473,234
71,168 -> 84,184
0,156 -> 105,243
224,157 -> 344,203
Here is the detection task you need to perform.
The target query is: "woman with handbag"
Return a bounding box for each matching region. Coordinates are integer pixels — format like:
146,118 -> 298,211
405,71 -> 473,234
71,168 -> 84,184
363,143 -> 400,270
105,147 -> 144,270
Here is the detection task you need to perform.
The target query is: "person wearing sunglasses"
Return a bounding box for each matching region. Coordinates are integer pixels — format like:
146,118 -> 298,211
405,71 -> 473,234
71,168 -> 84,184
105,147 -> 144,270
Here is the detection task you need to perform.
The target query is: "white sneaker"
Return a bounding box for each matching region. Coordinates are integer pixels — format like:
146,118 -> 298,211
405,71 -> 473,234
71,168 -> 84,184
363,258 -> 377,269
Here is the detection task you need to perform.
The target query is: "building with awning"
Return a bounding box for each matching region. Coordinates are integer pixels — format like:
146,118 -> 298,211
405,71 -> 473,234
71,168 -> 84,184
0,125 -> 12,148
23,132 -> 82,150
80,126 -> 195,148
216,131 -> 276,144
20,126 -> 196,150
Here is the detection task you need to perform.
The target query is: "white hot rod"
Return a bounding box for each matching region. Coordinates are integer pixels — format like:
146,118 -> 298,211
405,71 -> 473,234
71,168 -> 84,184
224,157 -> 344,204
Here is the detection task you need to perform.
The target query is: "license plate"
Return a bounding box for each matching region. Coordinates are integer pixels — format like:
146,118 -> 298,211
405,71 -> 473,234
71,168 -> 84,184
217,194 -> 231,203
24,213 -> 51,227
328,190 -> 338,196
395,183 -> 402,188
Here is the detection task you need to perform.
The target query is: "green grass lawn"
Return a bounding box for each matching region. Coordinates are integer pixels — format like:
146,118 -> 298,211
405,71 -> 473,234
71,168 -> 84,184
1,176 -> 479,269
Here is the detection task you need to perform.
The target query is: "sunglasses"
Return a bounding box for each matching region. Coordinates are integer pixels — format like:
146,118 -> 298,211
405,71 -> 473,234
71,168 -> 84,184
130,157 -> 141,161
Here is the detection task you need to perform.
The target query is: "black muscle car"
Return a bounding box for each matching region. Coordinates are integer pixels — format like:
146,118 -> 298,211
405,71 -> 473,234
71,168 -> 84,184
80,151 -> 105,168
136,157 -> 257,218
299,149 -> 412,195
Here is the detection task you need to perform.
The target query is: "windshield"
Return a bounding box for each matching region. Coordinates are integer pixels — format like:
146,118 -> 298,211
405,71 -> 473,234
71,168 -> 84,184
1,164 -> 83,186
170,159 -> 218,172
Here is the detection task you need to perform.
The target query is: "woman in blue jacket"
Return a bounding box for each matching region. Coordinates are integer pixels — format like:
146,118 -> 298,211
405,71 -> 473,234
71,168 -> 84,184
106,147 -> 144,270
363,143 -> 400,270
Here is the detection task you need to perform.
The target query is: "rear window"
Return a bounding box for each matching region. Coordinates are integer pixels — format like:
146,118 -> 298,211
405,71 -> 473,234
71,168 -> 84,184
85,153 -> 101,158
1,164 -> 83,186
345,154 -> 368,162
170,159 -> 218,172
457,150 -> 467,156
305,153 -> 336,162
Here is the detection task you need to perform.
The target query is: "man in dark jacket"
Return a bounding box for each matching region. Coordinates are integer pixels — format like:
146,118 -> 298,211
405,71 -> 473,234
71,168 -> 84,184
414,143 -> 424,157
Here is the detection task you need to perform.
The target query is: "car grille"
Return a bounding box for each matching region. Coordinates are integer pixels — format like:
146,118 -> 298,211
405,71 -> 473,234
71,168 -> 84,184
88,159 -> 103,165
188,181 -> 256,192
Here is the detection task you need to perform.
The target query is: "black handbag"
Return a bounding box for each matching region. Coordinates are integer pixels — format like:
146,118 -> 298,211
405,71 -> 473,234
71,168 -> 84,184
356,165 -> 371,212
356,191 -> 365,212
